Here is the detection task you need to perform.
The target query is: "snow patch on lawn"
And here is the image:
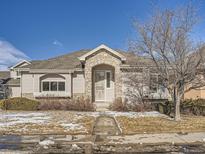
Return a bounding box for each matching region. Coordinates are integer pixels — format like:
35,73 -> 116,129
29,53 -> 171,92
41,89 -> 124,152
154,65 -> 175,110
39,139 -> 55,149
39,139 -> 55,146
78,111 -> 166,118
0,112 -> 50,127
104,111 -> 166,118
76,112 -> 98,118
60,123 -> 84,130
0,112 -> 46,118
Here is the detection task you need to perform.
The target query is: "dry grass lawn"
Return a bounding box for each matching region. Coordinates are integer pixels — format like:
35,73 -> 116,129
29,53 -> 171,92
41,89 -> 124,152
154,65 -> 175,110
0,111 -> 95,135
116,115 -> 205,135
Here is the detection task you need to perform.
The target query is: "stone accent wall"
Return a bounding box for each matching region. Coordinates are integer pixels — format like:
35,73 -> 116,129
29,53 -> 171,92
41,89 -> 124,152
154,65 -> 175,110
84,49 -> 122,101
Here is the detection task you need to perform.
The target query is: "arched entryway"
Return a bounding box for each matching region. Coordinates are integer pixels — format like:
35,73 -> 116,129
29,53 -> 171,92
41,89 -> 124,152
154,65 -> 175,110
92,64 -> 115,102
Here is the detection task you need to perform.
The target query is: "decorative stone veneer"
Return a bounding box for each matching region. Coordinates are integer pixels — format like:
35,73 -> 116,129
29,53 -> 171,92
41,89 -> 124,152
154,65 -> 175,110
84,49 -> 122,101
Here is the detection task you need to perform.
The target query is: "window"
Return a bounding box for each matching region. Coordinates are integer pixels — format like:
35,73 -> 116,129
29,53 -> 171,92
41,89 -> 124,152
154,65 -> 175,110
150,74 -> 158,93
51,82 -> 57,91
42,81 -> 65,92
106,72 -> 111,88
17,71 -> 20,76
58,82 -> 65,91
42,82 -> 49,91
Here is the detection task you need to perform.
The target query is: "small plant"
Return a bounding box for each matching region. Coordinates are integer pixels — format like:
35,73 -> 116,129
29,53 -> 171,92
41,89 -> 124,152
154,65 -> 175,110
109,97 -> 129,112
72,96 -> 95,111
110,97 -> 153,112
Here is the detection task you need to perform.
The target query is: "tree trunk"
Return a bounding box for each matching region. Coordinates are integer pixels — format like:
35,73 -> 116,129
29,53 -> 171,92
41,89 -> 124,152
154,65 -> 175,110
173,87 -> 181,121
174,96 -> 181,121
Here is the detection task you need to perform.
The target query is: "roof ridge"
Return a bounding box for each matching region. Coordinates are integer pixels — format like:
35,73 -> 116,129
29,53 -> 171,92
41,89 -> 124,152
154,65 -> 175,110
47,49 -> 91,60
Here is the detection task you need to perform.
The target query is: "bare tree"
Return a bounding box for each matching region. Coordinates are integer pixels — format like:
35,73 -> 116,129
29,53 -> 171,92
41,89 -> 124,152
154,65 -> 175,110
130,3 -> 205,121
124,71 -> 146,105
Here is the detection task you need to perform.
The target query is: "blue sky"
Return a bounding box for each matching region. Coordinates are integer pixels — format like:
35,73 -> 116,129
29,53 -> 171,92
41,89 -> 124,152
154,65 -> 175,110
0,0 -> 204,70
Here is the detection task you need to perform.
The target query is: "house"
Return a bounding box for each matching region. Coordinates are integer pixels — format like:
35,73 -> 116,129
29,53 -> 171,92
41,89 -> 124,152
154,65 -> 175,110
0,44 -> 204,102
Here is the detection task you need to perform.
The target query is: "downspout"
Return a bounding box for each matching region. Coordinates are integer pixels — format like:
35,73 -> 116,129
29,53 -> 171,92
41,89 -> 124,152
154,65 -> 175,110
20,70 -> 22,97
71,73 -> 73,99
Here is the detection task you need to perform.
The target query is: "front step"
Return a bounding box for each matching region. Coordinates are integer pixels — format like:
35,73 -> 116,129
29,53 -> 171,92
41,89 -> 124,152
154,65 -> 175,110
95,102 -> 110,112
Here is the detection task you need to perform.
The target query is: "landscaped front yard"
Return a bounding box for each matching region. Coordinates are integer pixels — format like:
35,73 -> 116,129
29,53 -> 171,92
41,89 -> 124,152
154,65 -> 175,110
0,110 -> 205,135
116,115 -> 205,135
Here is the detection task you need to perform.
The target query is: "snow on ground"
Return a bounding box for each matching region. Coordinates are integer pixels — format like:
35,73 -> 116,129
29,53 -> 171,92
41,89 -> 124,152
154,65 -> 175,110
0,111 -> 93,134
39,139 -> 55,146
104,111 -> 166,118
0,112 -> 50,127
60,123 -> 84,130
39,139 -> 55,149
77,111 -> 166,118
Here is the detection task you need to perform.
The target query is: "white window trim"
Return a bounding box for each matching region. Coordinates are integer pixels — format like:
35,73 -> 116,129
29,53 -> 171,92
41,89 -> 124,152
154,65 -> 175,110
41,81 -> 65,92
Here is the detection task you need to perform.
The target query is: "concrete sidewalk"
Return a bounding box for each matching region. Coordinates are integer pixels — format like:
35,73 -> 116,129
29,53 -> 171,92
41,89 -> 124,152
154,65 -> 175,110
106,132 -> 205,144
0,133 -> 205,153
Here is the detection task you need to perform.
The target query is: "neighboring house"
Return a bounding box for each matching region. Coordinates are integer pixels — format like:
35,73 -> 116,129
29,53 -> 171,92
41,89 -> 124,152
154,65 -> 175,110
0,71 -> 16,99
0,44 -> 204,102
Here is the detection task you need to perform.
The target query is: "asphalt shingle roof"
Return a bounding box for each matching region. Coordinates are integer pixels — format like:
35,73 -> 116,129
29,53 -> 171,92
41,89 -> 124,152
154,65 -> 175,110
21,49 -> 89,69
0,71 -> 10,79
6,78 -> 20,85
20,49 -> 154,70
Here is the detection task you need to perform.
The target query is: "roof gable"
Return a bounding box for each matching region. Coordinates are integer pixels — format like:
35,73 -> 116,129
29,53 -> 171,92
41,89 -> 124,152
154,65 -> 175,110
10,60 -> 31,69
78,44 -> 126,61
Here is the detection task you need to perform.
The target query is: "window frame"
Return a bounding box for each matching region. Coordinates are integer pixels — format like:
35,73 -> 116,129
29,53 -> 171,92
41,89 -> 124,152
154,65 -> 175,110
58,82 -> 65,91
149,73 -> 158,93
105,71 -> 112,89
50,81 -> 58,91
41,81 -> 66,92
42,81 -> 50,91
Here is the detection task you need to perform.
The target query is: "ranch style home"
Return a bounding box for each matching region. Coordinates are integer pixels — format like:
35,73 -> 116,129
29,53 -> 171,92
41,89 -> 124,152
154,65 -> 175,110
0,44 -> 205,102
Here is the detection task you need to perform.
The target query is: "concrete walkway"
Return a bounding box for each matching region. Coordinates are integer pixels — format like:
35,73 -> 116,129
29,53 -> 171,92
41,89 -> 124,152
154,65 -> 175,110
93,115 -> 121,135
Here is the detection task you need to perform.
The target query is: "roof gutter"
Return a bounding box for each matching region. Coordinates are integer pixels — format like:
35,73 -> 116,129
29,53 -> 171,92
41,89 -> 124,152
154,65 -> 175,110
29,68 -> 83,73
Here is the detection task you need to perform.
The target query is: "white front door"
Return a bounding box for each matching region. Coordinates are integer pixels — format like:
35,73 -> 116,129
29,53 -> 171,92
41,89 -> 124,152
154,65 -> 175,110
94,70 -> 114,102
95,71 -> 105,101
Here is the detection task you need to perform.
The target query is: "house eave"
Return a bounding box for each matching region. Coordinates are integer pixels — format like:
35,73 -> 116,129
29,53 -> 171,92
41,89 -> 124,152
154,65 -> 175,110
29,68 -> 83,73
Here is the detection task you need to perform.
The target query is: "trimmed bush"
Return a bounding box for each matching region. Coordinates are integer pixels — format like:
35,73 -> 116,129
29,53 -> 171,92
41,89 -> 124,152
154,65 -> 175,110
156,99 -> 205,116
181,99 -> 205,116
0,97 -> 40,110
38,96 -> 96,111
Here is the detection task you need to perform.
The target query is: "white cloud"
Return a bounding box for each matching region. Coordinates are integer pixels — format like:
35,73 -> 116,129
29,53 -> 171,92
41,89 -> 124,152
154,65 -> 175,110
0,40 -> 29,70
53,39 -> 63,47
